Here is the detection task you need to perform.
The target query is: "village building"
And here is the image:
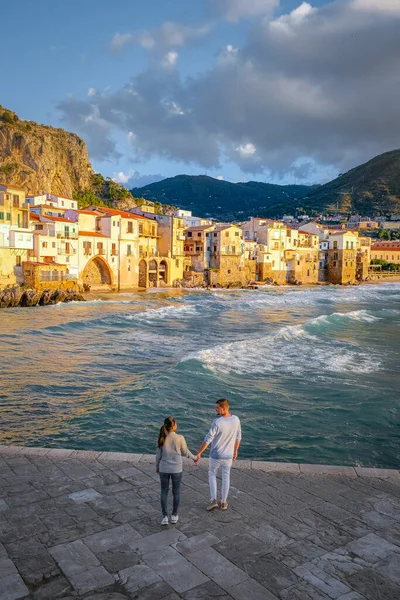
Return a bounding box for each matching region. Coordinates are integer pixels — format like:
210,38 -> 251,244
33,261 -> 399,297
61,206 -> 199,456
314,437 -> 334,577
26,193 -> 78,211
207,224 -> 251,286
0,183 -> 33,287
184,224 -> 215,272
327,231 -> 358,284
371,241 -> 400,264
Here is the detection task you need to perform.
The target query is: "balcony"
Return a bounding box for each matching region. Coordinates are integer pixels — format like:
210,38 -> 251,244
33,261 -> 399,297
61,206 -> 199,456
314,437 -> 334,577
84,250 -> 92,256
57,246 -> 77,255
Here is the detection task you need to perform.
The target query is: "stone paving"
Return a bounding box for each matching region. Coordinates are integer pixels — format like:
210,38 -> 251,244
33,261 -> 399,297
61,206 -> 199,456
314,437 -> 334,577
0,446 -> 400,600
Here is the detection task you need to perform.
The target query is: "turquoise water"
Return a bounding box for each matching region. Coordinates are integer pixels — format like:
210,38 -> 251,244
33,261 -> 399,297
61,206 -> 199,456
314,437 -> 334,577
0,284 -> 399,468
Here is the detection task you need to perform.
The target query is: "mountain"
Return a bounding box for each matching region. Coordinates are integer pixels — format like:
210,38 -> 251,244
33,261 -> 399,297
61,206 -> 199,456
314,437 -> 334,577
131,175 -> 314,220
0,106 -> 141,209
0,106 -> 93,197
300,149 -> 400,216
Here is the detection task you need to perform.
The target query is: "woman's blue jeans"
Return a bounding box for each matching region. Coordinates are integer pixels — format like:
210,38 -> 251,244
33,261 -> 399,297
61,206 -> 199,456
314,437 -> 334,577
159,472 -> 182,517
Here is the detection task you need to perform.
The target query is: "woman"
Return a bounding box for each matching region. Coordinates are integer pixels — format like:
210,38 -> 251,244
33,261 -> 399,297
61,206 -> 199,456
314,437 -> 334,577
156,416 -> 195,526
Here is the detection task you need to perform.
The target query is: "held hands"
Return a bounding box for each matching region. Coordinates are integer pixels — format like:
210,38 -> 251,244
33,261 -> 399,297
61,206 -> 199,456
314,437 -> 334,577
194,454 -> 201,464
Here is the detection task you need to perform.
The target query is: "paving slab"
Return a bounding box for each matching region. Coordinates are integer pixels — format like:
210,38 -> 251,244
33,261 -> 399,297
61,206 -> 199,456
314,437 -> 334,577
83,523 -> 142,553
185,547 -> 248,591
143,546 -> 209,593
1,447 -> 399,599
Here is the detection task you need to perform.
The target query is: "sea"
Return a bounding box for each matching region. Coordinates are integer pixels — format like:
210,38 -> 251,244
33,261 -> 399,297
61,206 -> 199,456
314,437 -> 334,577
0,283 -> 399,468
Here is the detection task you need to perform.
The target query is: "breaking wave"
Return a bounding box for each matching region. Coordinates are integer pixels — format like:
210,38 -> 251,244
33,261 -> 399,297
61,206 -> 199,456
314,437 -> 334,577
125,304 -> 197,322
182,309 -> 386,376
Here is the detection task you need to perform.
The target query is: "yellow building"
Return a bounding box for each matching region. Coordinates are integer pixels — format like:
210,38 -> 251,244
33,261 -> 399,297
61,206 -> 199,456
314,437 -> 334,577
0,183 -> 33,286
208,224 -> 247,286
184,224 -> 215,272
327,231 -> 358,284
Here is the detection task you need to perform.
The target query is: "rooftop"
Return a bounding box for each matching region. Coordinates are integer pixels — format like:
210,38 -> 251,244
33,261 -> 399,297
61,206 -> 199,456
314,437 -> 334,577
1,445 -> 398,600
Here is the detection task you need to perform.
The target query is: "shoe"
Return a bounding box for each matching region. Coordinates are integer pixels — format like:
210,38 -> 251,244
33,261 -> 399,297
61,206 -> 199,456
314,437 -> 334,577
220,502 -> 228,510
161,516 -> 169,526
171,514 -> 179,524
207,499 -> 219,511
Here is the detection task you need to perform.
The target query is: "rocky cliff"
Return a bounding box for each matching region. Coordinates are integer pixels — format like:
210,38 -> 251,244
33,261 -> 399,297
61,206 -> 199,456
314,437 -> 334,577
0,107 -> 93,197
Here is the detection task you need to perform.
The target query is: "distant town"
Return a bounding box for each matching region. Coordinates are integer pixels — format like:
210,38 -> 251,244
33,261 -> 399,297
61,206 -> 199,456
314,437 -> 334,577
1,181 -> 400,294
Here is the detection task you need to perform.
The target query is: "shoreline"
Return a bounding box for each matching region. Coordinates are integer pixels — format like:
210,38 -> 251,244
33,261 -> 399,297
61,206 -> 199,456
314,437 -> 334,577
1,444 -> 399,478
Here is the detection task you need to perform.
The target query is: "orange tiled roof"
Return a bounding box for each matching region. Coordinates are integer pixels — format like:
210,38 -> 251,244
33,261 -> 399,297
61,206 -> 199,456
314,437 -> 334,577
87,206 -> 154,221
78,231 -> 107,237
42,215 -> 74,223
0,182 -> 25,190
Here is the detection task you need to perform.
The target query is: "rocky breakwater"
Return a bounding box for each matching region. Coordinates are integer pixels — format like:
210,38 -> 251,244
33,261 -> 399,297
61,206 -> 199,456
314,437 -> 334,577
0,286 -> 85,309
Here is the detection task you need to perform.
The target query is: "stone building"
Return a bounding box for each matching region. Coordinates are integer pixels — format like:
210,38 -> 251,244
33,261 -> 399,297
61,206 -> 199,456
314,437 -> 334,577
207,224 -> 247,286
327,231 -> 358,284
184,224 -> 215,272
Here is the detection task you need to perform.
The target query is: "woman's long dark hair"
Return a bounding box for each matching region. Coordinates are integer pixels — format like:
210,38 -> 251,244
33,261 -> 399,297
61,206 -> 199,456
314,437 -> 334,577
158,416 -> 176,448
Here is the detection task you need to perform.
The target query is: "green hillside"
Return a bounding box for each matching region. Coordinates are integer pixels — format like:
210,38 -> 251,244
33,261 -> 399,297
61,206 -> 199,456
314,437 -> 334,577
131,175 -> 313,220
301,149 -> 400,216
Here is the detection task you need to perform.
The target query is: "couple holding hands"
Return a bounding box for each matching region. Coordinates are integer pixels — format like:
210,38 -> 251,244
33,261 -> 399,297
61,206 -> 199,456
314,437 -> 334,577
156,398 -> 242,525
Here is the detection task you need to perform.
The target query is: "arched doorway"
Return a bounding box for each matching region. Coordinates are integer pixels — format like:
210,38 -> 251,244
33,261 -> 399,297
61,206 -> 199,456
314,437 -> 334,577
139,260 -> 147,288
82,257 -> 112,287
148,260 -> 158,287
159,260 -> 168,284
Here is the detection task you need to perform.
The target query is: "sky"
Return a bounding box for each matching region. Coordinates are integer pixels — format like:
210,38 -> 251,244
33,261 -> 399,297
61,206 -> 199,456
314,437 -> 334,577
1,0 -> 400,189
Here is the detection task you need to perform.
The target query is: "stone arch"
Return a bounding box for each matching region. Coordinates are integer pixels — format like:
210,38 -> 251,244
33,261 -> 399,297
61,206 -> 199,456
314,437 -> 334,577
159,260 -> 168,284
82,256 -> 112,286
148,259 -> 158,287
139,260 -> 147,288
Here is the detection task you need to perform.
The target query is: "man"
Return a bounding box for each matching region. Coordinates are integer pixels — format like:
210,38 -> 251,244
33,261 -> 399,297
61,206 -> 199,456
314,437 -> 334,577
195,398 -> 241,511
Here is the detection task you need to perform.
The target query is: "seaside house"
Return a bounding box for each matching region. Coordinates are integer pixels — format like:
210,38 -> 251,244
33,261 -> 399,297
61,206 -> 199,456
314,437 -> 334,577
207,224 -> 249,286
26,193 -> 78,212
327,230 -> 358,284
371,241 -> 400,264
184,224 -> 215,272
0,183 -> 33,286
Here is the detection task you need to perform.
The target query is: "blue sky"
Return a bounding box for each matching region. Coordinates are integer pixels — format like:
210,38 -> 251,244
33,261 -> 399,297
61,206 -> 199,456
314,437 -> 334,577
2,0 -> 400,188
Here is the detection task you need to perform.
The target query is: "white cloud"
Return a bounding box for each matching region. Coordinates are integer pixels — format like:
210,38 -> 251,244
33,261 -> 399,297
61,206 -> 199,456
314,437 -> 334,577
109,22 -> 212,54
351,0 -> 400,15
88,88 -> 97,97
59,0 -> 400,178
128,131 -> 137,141
216,175 -> 224,180
237,143 -> 257,157
108,32 -> 134,53
113,171 -> 131,184
212,0 -> 279,22
161,51 -> 178,68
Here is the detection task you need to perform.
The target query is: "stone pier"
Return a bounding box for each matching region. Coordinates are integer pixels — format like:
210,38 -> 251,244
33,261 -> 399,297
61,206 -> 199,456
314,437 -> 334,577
0,446 -> 399,600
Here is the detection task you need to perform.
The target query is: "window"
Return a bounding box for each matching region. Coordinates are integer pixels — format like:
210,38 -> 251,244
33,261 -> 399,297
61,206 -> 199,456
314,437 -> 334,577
333,252 -> 338,260
333,241 -> 338,249
139,224 -> 143,234
112,243 -> 117,256
16,256 -> 21,266
176,259 -> 179,267
225,232 -> 229,237
196,246 -> 201,252
214,245 -> 217,252
333,261 -> 337,267
351,242 -> 354,249
274,242 -> 279,249
346,241 -> 349,249
42,241 -> 48,248
214,232 -> 217,237
127,221 -> 133,233
198,232 -> 201,237
0,212 -> 3,220
61,201 -> 64,207
127,244 -> 132,256
52,242 -> 56,248
227,270 -> 231,274
151,225 -> 155,236
187,231 -> 192,237
235,231 -> 239,236
13,195 -> 19,207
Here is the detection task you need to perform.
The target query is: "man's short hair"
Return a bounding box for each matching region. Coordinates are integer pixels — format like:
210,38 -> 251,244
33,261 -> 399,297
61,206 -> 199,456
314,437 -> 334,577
216,398 -> 230,410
